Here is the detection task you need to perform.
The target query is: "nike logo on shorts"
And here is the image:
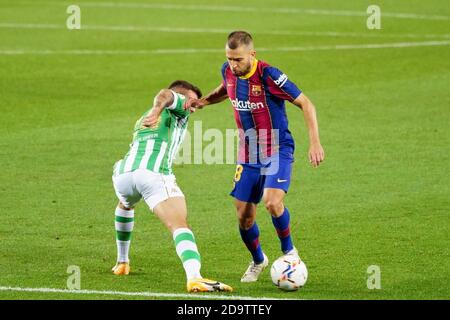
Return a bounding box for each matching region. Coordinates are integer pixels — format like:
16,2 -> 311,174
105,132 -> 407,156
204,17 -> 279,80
277,178 -> 288,183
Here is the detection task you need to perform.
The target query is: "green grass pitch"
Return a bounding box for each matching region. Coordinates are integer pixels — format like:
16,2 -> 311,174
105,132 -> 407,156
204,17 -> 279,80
0,0 -> 449,300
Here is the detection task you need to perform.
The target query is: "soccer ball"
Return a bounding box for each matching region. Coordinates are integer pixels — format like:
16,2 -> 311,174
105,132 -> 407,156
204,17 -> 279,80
270,255 -> 308,291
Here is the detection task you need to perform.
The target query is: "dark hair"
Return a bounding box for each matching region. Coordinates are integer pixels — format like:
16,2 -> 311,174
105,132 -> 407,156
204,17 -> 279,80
168,80 -> 202,98
227,31 -> 253,49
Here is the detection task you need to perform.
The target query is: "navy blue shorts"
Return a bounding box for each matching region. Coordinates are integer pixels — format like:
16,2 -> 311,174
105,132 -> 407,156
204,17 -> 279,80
230,153 -> 294,204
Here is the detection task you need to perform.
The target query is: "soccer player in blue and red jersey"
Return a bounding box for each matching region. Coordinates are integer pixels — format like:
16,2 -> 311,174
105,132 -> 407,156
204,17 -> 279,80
186,31 -> 325,282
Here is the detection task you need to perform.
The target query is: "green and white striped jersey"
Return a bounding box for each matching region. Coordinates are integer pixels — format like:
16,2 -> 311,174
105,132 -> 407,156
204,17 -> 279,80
114,91 -> 189,176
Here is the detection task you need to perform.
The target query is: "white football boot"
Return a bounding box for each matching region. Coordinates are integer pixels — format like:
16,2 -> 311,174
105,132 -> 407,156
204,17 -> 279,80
241,254 -> 269,283
283,247 -> 300,260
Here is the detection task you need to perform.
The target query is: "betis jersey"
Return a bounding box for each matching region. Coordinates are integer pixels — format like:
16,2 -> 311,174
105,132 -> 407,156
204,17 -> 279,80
114,91 -> 189,176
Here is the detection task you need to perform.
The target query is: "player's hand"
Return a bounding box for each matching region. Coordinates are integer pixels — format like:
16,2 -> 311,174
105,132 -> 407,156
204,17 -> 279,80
184,98 -> 206,112
141,108 -> 161,129
309,143 -> 324,167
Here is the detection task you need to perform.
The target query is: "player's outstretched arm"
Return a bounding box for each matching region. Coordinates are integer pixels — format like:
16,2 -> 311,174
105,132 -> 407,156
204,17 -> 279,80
153,89 -> 175,108
143,89 -> 175,128
292,93 -> 325,168
184,84 -> 228,111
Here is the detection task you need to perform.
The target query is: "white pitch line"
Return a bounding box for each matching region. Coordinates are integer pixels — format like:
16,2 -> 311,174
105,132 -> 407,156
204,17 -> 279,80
0,286 -> 295,300
272,40 -> 450,51
0,40 -> 449,56
35,1 -> 450,21
1,22 -> 450,40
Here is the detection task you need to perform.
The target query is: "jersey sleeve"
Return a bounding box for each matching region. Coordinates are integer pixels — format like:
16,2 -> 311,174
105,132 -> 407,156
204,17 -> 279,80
167,91 -> 189,118
221,62 -> 229,88
263,66 -> 302,102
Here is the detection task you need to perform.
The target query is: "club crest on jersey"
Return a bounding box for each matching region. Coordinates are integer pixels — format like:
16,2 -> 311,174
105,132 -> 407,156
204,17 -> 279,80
251,85 -> 262,96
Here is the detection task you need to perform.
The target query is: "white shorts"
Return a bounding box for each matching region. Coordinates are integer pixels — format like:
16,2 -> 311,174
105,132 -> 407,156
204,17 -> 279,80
112,168 -> 184,211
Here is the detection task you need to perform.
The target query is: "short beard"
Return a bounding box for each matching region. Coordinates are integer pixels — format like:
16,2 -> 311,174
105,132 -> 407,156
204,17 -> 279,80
232,64 -> 251,77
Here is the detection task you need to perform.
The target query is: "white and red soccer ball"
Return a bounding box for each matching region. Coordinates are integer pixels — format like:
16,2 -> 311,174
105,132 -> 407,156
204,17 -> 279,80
270,255 -> 308,291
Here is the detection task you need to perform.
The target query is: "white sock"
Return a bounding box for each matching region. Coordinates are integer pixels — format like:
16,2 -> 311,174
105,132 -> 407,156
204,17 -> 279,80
115,207 -> 134,263
173,228 -> 202,280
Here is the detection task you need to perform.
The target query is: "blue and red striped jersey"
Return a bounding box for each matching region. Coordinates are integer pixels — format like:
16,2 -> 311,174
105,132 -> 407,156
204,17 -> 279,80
221,59 -> 302,166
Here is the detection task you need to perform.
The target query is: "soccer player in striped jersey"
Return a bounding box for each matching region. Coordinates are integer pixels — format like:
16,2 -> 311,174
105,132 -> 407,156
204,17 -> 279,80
184,31 -> 325,283
111,80 -> 232,293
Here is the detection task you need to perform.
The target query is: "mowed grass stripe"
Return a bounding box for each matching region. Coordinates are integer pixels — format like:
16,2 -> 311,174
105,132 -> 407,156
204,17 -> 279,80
16,1 -> 450,20
1,40 -> 449,55
1,23 -> 450,39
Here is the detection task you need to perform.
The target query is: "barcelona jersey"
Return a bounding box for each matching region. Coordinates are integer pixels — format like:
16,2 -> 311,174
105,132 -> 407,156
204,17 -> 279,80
221,59 -> 302,167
